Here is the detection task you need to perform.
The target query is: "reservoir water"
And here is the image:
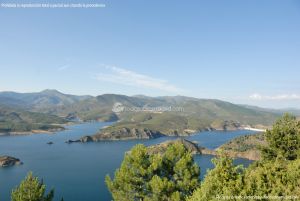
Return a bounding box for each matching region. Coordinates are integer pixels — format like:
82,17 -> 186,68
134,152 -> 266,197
0,122 -> 256,201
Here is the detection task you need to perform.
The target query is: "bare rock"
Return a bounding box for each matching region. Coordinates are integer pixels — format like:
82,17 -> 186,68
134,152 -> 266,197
0,156 -> 23,167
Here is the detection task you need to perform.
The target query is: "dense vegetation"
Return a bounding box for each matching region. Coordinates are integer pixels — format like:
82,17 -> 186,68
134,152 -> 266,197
105,143 -> 200,201
261,114 -> 300,160
11,172 -> 54,201
107,114 -> 300,201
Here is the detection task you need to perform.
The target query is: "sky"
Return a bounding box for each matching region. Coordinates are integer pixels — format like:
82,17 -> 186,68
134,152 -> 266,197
0,0 -> 300,108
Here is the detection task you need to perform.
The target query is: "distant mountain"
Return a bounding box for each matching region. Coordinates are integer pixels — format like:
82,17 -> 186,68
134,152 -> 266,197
67,94 -> 281,141
282,108 -> 300,116
0,90 -> 283,136
80,101 -> 279,141
240,105 -> 300,116
0,89 -> 91,111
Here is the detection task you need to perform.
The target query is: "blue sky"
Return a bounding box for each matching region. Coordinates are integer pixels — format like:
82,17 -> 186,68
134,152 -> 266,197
0,0 -> 299,108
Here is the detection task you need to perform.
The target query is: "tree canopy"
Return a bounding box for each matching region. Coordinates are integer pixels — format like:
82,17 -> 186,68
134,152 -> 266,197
187,156 -> 244,201
106,142 -> 200,201
261,113 -> 300,160
11,172 -> 54,201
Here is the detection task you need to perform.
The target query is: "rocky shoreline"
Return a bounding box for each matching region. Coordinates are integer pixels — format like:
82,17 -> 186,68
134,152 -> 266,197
0,156 -> 23,167
66,127 -> 166,143
67,125 -> 255,143
69,124 -> 247,143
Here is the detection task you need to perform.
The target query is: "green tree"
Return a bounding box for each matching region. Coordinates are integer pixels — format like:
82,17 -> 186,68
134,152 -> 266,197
189,114 -> 300,201
241,158 -> 300,200
187,155 -> 244,201
261,113 -> 300,161
106,142 -> 200,201
11,172 -> 54,201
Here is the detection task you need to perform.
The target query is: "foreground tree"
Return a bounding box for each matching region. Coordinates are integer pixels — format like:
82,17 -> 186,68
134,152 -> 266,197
11,172 -> 54,201
261,113 -> 300,161
187,155 -> 244,201
241,158 -> 300,200
106,142 -> 200,201
242,114 -> 300,200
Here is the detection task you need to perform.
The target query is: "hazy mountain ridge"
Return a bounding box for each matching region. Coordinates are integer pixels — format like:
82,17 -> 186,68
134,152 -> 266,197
241,104 -> 300,116
0,89 -> 91,111
0,90 -> 291,135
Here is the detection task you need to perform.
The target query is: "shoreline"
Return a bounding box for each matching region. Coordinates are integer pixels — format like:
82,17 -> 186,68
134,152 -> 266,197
242,127 -> 266,132
0,128 -> 65,136
73,126 -> 263,142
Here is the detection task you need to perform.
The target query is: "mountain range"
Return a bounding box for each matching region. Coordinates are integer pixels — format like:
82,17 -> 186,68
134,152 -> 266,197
0,89 -> 296,135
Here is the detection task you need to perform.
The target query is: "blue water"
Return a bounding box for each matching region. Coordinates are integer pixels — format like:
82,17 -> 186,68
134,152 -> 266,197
0,122 -> 256,201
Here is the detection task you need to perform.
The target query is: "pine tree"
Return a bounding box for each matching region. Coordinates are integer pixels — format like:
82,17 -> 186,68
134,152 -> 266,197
11,172 -> 54,201
106,142 -> 200,201
241,158 -> 300,200
187,155 -> 244,201
261,113 -> 300,161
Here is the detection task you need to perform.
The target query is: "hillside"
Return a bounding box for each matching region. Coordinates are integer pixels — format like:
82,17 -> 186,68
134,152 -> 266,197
78,95 -> 280,141
199,133 -> 267,160
0,90 -> 283,137
0,106 -> 67,133
0,89 -> 90,113
216,133 -> 267,160
241,104 -> 300,116
147,138 -> 202,155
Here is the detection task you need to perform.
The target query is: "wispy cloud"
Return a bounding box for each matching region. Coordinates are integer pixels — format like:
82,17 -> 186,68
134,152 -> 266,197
249,93 -> 300,100
94,65 -> 182,93
58,64 -> 70,71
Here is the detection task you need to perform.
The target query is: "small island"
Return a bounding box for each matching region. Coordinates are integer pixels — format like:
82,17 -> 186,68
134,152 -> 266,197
0,156 -> 23,167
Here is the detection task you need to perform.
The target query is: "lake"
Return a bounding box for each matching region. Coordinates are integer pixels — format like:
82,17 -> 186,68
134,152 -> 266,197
0,122 -> 256,201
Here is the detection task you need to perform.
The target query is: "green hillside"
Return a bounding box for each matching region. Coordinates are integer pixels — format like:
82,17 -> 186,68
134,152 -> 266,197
87,96 -> 281,139
0,106 -> 67,133
71,94 -> 281,126
217,133 -> 267,160
0,90 -> 284,136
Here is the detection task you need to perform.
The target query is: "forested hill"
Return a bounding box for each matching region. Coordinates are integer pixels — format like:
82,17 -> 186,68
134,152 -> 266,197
0,90 -> 290,134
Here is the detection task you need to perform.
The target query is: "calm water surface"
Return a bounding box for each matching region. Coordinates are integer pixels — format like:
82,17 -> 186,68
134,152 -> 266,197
0,122 -> 256,201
